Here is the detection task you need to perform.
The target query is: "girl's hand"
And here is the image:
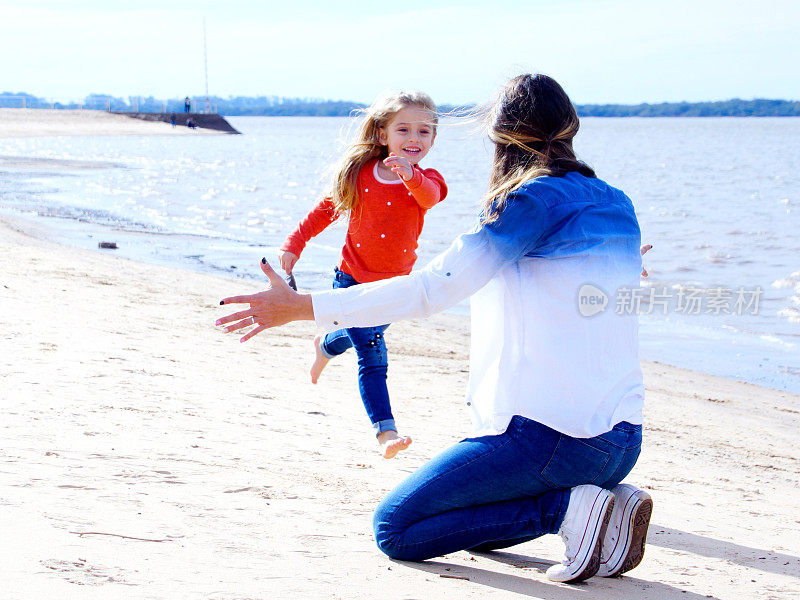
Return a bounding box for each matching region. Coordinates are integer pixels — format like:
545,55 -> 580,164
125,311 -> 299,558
278,250 -> 299,274
641,244 -> 653,277
216,259 -> 314,343
383,153 -> 414,182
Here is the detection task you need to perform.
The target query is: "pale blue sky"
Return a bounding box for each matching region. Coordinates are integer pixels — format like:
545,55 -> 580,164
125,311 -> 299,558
2,0 -> 798,104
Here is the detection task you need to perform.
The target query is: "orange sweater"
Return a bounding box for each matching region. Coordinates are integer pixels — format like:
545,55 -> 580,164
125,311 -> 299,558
281,159 -> 447,283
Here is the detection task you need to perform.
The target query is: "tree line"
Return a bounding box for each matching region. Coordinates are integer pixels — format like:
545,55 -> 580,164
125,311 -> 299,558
2,91 -> 799,117
574,98 -> 800,117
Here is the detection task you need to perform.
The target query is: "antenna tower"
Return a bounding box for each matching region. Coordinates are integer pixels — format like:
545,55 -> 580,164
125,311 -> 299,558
203,17 -> 210,113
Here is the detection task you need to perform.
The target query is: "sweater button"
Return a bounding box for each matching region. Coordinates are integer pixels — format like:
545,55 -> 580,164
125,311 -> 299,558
380,234 -> 385,238
356,243 -> 360,247
408,192 -> 412,196
365,188 -> 369,193
387,201 -> 391,206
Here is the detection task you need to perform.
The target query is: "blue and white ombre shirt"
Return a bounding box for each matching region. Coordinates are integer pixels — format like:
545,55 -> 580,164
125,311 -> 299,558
312,171 -> 645,438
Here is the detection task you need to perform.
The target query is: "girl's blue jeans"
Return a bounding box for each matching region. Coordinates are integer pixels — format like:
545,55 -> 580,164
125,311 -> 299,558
320,268 -> 394,434
373,415 -> 642,561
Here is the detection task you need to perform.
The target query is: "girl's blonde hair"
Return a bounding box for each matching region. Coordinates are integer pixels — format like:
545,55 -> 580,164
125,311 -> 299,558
329,90 -> 437,216
480,74 -> 595,223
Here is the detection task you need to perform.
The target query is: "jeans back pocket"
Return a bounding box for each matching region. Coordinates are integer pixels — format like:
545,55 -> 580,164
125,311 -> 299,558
541,435 -> 611,488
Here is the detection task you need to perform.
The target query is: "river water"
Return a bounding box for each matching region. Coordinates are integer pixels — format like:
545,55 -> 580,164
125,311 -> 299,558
1,116 -> 798,393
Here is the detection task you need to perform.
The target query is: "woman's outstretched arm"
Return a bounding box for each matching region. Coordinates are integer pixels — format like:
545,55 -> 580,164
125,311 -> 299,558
216,224 -> 503,344
216,189 -> 552,342
215,229 -> 493,343
215,259 -> 314,342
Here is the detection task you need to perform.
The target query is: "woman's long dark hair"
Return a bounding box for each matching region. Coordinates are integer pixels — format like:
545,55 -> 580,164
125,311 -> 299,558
481,74 -> 595,223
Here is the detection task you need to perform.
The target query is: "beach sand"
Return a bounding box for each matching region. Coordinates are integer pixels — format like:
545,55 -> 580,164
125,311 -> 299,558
1,213 -> 799,600
0,109 -> 220,137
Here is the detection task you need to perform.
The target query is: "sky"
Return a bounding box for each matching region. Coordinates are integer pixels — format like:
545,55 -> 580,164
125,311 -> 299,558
2,0 -> 799,105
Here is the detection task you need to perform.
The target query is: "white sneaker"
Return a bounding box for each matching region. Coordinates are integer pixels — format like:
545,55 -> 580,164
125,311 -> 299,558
597,484 -> 653,577
545,484 -> 615,583
597,483 -> 653,577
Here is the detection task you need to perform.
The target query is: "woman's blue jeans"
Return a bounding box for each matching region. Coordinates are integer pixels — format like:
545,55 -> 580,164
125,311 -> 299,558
373,416 -> 642,561
320,268 -> 394,434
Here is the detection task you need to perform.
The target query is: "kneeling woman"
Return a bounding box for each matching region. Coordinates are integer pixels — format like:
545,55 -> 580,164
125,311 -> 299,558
217,74 -> 653,584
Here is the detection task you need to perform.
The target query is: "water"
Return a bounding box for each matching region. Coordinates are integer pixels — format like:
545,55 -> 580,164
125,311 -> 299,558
1,116 -> 798,394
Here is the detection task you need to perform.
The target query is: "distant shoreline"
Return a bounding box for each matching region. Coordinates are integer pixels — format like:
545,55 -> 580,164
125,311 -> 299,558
0,108 -> 223,137
3,92 -> 799,117
574,98 -> 800,117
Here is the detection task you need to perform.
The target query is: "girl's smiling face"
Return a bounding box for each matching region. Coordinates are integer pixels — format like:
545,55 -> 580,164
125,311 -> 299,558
378,105 -> 436,164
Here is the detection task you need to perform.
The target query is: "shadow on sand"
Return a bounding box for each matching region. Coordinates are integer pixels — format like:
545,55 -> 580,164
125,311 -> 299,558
394,524 -> 800,597
398,553 -> 720,599
648,524 -> 800,578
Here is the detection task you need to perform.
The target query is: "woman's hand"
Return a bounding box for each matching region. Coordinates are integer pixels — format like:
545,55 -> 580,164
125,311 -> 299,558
216,259 -> 314,343
278,250 -> 299,274
641,244 -> 652,277
383,153 -> 414,182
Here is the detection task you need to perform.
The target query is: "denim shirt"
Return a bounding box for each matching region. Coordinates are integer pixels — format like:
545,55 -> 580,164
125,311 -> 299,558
313,171 -> 645,438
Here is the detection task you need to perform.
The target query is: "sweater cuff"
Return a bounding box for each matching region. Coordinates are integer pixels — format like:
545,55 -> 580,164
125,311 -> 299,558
403,168 -> 424,190
280,236 -> 305,257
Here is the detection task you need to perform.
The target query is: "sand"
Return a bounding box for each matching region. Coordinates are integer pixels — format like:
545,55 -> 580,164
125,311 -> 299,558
0,109 -> 220,137
1,212 -> 799,600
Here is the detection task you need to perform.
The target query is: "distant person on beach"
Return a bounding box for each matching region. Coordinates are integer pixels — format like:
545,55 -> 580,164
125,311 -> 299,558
186,118 -> 198,129
275,90 -> 447,459
184,97 -> 191,113
217,74 -> 652,584
170,113 -> 176,127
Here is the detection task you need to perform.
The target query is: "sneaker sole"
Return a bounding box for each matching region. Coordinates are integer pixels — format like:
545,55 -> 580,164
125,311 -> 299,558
606,495 -> 652,577
567,495 -> 615,583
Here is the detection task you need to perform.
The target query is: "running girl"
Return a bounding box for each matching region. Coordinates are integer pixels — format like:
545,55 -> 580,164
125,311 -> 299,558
278,91 -> 447,459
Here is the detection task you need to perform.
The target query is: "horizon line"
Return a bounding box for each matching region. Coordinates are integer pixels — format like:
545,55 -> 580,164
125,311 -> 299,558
2,92 -> 800,107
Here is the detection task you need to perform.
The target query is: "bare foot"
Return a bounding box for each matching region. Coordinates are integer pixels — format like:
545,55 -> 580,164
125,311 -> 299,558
310,335 -> 330,384
377,430 -> 412,459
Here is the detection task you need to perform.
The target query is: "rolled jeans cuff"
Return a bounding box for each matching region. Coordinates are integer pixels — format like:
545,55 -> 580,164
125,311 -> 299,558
373,419 -> 397,435
319,338 -> 336,359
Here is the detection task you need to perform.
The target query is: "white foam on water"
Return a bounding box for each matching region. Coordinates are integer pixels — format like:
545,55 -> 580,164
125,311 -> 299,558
778,307 -> 800,324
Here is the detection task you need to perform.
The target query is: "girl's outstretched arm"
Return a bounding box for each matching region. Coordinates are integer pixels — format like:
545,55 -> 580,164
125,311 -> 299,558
641,244 -> 652,277
278,250 -> 299,274
280,198 -> 338,264
216,259 -> 314,342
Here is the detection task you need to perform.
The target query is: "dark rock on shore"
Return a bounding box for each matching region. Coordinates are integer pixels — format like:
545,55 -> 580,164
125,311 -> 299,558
119,112 -> 240,134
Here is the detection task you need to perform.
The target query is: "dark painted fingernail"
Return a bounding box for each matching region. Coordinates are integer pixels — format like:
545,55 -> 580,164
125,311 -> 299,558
219,300 -> 225,305
261,257 -> 266,264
